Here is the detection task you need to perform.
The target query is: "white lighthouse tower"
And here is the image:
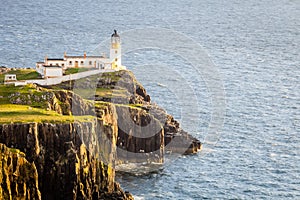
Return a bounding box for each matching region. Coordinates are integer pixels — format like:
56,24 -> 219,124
110,30 -> 122,69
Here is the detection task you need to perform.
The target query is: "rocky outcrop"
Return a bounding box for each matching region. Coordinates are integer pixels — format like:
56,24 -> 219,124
115,105 -> 164,164
101,70 -> 202,155
49,90 -> 95,116
49,70 -> 201,155
109,71 -> 201,154
0,143 -> 41,200
8,85 -> 95,116
148,105 -> 202,154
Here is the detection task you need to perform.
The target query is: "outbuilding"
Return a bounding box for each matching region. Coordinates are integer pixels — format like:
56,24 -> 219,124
40,66 -> 63,78
4,74 -> 17,84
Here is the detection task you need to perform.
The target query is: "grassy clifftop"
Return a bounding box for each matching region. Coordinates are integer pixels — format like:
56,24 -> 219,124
0,70 -> 145,124
0,68 -> 41,83
0,83 -> 96,124
0,104 -> 95,124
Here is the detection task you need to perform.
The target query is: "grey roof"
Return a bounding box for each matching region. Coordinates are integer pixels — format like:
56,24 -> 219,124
47,58 -> 64,61
65,56 -> 105,58
42,65 -> 62,68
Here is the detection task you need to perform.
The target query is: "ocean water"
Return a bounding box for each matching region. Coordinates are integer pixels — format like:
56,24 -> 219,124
1,0 -> 299,199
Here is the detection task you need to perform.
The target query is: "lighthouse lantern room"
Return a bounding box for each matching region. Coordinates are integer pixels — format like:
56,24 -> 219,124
110,30 -> 122,69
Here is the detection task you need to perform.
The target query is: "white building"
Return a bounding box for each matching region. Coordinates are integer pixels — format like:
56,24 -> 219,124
36,30 -> 124,78
4,74 -> 17,84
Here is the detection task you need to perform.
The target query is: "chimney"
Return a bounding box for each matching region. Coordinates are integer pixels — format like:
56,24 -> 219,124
84,52 -> 87,59
45,55 -> 48,65
64,51 -> 67,58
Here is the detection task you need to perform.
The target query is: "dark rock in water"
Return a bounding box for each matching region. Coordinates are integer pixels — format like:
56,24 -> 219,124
164,130 -> 202,154
0,143 -> 41,200
149,104 -> 202,154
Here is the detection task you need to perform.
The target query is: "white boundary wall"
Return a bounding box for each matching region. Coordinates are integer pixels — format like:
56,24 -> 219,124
14,69 -> 115,86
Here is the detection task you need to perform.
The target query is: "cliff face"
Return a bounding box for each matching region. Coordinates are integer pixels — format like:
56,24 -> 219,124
0,143 -> 41,200
115,105 -> 164,164
0,119 -> 132,199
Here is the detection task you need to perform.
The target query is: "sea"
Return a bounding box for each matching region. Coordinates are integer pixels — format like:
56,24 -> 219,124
0,0 -> 299,199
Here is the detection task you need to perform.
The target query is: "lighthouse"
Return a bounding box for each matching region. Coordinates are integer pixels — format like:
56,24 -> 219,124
110,30 -> 122,69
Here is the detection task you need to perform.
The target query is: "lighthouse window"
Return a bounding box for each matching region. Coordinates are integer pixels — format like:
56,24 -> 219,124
115,50 -> 118,54
115,58 -> 118,62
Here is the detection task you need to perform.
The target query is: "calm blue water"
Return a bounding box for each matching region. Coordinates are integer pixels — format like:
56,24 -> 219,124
1,0 -> 299,199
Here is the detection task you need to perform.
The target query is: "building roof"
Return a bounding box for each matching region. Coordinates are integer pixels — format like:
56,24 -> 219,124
42,65 -> 62,68
65,56 -> 105,58
47,58 -> 64,61
87,56 -> 106,58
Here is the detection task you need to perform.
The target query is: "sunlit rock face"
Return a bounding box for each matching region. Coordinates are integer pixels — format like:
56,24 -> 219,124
0,143 -> 41,200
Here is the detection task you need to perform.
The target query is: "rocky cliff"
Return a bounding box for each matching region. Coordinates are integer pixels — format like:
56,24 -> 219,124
0,143 -> 41,200
115,105 -> 164,164
47,70 -> 201,156
0,121 -> 133,200
0,69 -> 201,199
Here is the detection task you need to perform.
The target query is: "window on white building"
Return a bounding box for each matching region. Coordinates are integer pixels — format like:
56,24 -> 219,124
81,61 -> 84,65
69,61 -> 72,65
89,61 -> 92,65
